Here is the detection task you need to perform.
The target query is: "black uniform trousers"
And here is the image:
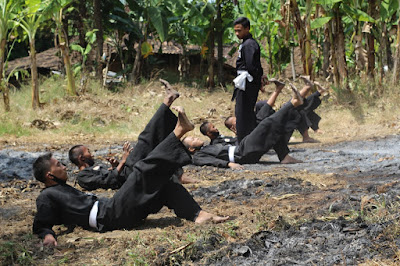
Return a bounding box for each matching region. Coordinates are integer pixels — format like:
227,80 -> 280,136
254,101 -> 300,161
121,103 -> 178,177
234,80 -> 261,143
296,91 -> 322,134
236,102 -> 299,164
96,133 -> 201,231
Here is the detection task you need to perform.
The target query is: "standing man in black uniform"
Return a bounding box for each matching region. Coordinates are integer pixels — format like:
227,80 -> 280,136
233,17 -> 265,142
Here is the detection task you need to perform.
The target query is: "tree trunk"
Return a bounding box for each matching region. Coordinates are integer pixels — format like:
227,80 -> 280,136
207,27 -> 215,89
332,6 -> 349,89
291,0 -> 308,76
392,17 -> 400,84
94,0 -> 104,83
328,20 -> 340,88
322,20 -> 331,78
216,0 -> 224,87
58,30 -> 77,96
0,38 -> 10,111
132,40 -> 142,84
304,0 -> 313,77
366,0 -> 376,79
30,41 -> 40,109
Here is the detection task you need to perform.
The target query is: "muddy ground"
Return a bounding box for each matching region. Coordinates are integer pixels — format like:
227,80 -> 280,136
1,133 -> 400,265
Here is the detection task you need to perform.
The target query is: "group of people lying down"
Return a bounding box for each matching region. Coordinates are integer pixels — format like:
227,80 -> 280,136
32,78 -> 327,246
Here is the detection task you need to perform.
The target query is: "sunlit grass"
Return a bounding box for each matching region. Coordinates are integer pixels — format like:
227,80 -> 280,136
1,74 -> 400,145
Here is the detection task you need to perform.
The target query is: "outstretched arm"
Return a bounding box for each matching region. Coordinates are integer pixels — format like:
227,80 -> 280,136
110,142 -> 133,174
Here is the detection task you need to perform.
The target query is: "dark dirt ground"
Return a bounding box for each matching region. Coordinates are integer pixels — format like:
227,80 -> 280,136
1,133 -> 400,265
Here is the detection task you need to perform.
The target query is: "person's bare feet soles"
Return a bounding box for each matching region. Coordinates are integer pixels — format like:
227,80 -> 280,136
195,210 -> 230,224
300,75 -> 314,86
302,137 -> 320,143
314,81 -> 329,96
172,106 -> 194,138
289,83 -> 303,107
160,79 -> 180,106
268,78 -> 285,91
179,173 -> 200,184
281,154 -> 303,164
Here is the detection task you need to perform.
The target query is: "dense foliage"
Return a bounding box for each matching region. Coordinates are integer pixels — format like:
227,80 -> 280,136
1,0 -> 400,110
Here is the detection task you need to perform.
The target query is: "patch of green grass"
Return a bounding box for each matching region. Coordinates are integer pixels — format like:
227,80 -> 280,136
0,241 -> 34,265
0,117 -> 31,136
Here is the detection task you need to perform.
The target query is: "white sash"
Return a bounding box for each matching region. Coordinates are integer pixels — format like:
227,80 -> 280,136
89,201 -> 99,229
228,146 -> 237,163
233,70 -> 253,91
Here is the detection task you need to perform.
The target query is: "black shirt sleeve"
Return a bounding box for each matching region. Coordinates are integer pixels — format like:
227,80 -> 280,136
77,166 -> 125,190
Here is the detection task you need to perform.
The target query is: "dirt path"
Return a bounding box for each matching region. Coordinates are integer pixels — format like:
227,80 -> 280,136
1,135 -> 399,264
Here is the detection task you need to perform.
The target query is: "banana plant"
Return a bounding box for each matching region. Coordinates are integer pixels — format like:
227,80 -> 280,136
0,0 -> 19,111
70,29 -> 97,90
111,0 -> 171,83
18,0 -> 43,109
41,0 -> 77,96
238,0 -> 287,77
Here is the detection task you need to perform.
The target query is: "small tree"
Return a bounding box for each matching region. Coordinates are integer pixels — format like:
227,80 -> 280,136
18,0 -> 43,109
0,0 -> 18,111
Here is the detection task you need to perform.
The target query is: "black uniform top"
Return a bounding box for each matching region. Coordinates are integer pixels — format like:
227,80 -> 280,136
236,33 -> 263,83
76,165 -> 184,191
76,165 -> 126,191
192,144 -> 231,168
210,135 -> 238,146
33,184 -> 98,239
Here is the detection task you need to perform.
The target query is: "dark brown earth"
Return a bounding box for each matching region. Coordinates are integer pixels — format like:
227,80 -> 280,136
1,132 -> 400,265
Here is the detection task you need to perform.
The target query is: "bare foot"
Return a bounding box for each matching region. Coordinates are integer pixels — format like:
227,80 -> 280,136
160,79 -> 180,106
268,78 -> 285,91
289,83 -> 303,107
314,81 -> 329,96
280,154 -> 303,164
195,210 -> 229,224
314,129 -> 324,134
302,137 -> 320,143
179,173 -> 200,184
172,106 -> 194,138
300,75 -> 314,86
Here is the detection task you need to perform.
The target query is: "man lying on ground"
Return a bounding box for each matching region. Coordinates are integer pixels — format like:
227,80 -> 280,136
225,76 -> 328,143
199,79 -> 285,147
69,79 -> 197,191
32,107 -> 229,247
183,86 -> 304,170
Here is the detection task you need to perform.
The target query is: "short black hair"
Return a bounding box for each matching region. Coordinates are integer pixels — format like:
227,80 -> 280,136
69,145 -> 84,166
224,116 -> 234,129
234,17 -> 250,28
33,153 -> 52,183
200,122 -> 210,136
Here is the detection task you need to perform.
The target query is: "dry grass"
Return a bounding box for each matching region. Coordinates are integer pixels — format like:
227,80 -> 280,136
1,76 -> 400,148
2,76 -> 400,264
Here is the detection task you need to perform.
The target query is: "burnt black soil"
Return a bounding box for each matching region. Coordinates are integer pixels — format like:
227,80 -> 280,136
1,135 -> 400,264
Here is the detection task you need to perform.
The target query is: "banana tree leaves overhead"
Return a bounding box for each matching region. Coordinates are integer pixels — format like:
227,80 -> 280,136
148,6 -> 168,42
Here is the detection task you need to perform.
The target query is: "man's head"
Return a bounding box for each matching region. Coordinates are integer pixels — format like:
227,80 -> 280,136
224,116 -> 237,135
33,153 -> 68,186
182,136 -> 205,154
68,145 -> 95,167
234,17 -> 250,40
200,121 -> 220,140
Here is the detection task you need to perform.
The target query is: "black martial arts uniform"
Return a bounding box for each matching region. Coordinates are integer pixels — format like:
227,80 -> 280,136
76,104 -> 183,191
232,33 -> 263,143
192,102 -> 300,167
295,91 -> 322,134
255,91 -> 322,135
210,135 -> 238,146
33,133 -> 201,239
